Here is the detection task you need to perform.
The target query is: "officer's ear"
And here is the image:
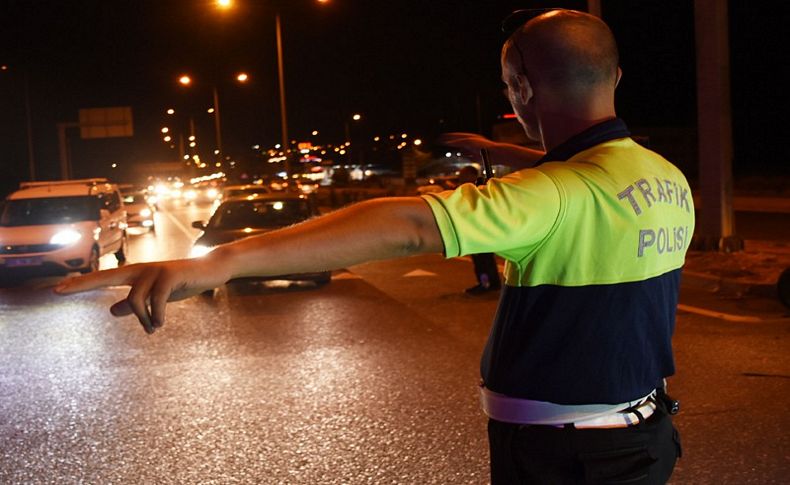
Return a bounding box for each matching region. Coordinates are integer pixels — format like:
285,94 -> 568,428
615,67 -> 622,88
515,73 -> 533,105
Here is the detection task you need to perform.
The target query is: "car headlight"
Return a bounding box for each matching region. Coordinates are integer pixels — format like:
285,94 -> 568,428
206,188 -> 218,198
140,208 -> 152,217
184,190 -> 197,200
50,229 -> 82,246
190,244 -> 214,258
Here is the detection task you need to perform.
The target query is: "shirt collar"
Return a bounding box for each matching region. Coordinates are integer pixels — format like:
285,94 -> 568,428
535,117 -> 631,165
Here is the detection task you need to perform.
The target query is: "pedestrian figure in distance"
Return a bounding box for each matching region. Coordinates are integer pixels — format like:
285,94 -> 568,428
456,165 -> 502,295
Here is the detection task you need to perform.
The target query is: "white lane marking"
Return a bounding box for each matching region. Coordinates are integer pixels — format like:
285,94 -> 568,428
162,210 -> 197,240
675,304 -> 779,323
403,269 -> 437,277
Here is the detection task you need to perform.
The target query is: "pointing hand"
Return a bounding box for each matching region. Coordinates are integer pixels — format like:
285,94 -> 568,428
54,258 -> 230,334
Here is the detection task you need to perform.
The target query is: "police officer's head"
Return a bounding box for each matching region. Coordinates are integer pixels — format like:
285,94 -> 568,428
501,9 -> 622,144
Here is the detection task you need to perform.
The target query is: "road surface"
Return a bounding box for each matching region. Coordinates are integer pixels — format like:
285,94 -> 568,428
1,200 -> 787,484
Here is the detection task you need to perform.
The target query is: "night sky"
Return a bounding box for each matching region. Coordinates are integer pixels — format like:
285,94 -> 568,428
1,0 -> 786,196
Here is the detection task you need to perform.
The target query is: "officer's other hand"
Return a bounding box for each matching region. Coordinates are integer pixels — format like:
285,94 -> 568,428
437,132 -> 497,161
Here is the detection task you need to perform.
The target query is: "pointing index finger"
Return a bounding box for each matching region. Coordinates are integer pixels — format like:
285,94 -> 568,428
54,265 -> 143,294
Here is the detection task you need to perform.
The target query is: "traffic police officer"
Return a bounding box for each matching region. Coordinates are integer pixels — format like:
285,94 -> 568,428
57,8 -> 692,485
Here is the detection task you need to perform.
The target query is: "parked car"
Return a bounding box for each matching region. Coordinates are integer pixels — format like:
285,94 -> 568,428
121,189 -> 156,232
190,193 -> 330,290
0,178 -> 127,281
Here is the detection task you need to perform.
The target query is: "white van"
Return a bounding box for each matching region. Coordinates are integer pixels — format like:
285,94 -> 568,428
0,178 -> 128,279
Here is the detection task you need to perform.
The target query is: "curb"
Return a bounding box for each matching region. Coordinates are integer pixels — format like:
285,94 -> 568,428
681,269 -> 777,299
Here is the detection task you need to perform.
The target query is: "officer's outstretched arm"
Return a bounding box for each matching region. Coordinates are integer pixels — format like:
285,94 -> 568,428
55,197 -> 443,334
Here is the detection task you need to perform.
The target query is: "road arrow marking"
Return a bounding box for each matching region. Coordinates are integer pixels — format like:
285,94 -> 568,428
403,269 -> 437,277
333,272 -> 362,280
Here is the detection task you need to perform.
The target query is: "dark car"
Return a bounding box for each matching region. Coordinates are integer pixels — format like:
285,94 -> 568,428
190,193 -> 331,288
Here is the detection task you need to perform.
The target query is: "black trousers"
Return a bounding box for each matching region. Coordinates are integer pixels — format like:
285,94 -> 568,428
472,253 -> 501,287
488,403 -> 681,484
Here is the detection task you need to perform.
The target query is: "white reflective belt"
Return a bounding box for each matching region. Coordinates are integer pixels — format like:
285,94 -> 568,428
572,400 -> 656,429
480,386 -> 656,427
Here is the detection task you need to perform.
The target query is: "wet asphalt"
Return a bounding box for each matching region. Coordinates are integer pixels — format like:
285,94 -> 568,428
1,201 -> 787,484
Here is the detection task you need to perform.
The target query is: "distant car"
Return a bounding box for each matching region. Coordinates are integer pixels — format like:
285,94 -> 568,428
190,193 -> 330,288
0,178 -> 127,281
219,184 -> 271,201
122,190 -> 156,232
184,183 -> 221,205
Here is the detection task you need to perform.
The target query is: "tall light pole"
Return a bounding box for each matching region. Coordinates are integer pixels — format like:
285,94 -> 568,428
214,0 -> 330,180
275,12 -> 290,178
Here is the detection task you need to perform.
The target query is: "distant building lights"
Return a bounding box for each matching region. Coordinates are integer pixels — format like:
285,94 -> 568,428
189,142 -> 196,148
236,72 -> 248,82
179,75 -> 191,86
445,152 -> 452,158
312,130 -> 319,136
352,114 -> 362,121
373,136 -> 380,142
214,149 -> 220,155
207,108 -> 215,114
166,108 -> 175,115
401,133 -> 408,139
414,139 -> 422,146
161,127 -> 169,133
163,135 -> 172,142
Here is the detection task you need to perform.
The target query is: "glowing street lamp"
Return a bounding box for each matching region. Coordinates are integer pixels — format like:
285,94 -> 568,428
179,75 -> 192,86
236,72 -> 249,83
